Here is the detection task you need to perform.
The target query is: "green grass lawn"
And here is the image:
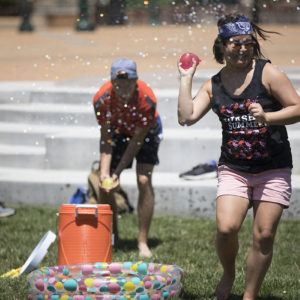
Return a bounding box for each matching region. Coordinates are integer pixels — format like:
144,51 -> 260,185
0,205 -> 299,299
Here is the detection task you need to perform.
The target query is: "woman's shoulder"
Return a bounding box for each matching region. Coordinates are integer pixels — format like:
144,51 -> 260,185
211,69 -> 222,85
262,61 -> 288,82
199,78 -> 213,97
261,60 -> 292,93
203,78 -> 213,88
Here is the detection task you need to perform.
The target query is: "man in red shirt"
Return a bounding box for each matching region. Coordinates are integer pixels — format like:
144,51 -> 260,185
93,58 -> 162,258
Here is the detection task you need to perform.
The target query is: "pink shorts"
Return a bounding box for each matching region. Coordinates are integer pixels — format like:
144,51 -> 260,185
217,165 -> 292,208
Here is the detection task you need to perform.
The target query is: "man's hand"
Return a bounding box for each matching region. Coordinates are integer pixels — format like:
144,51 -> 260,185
111,173 -> 120,190
249,103 -> 267,124
99,174 -> 119,193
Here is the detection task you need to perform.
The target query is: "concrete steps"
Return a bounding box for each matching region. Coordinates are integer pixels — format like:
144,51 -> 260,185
1,84 -> 300,129
0,122 -> 66,146
1,76 -> 300,219
1,167 -> 299,220
0,102 -> 94,126
0,144 -> 45,168
1,121 -> 300,173
0,123 -> 221,172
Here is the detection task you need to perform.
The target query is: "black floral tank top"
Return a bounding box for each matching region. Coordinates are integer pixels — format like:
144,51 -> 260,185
211,59 -> 292,173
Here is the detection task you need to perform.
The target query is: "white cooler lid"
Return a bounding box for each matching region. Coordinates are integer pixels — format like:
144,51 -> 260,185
20,230 -> 56,275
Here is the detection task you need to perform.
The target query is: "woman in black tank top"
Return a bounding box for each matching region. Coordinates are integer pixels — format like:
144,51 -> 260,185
177,12 -> 300,300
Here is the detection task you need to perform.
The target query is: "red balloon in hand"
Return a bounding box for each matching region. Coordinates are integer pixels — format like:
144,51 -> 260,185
179,52 -> 201,70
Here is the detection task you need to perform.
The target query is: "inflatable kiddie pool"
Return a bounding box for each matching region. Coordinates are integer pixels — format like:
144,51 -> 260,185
27,261 -> 184,300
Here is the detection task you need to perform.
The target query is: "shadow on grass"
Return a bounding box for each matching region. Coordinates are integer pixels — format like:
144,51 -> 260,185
228,294 -> 283,300
256,297 -> 283,300
115,237 -> 161,251
180,290 -> 202,299
179,291 -> 284,300
219,294 -> 284,300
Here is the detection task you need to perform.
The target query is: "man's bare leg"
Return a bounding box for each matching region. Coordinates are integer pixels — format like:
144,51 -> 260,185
99,189 -> 119,245
136,163 -> 155,258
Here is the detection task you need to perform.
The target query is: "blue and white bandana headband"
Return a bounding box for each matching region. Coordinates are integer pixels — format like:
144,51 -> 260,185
218,15 -> 253,38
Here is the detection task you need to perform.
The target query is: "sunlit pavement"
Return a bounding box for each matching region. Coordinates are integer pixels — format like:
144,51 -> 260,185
1,17 -> 300,81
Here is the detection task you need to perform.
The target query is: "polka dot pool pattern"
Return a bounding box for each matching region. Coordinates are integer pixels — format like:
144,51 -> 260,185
27,262 -> 184,300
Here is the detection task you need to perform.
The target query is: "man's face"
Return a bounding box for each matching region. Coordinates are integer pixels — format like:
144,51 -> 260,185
112,78 -> 137,103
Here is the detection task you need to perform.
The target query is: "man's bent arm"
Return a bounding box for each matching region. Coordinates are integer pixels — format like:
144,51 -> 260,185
100,123 -> 113,179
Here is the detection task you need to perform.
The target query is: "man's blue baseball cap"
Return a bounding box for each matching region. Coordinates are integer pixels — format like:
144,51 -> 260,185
111,58 -> 138,80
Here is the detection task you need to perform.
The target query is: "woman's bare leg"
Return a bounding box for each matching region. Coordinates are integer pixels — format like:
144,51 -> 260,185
215,195 -> 250,300
243,201 -> 283,300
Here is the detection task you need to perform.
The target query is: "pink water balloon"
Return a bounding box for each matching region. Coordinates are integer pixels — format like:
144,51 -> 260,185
179,52 -> 201,69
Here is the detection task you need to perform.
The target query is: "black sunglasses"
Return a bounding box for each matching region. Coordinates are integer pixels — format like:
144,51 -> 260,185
229,40 -> 255,50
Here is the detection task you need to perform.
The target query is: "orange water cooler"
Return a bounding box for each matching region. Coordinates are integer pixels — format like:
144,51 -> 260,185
58,204 -> 113,265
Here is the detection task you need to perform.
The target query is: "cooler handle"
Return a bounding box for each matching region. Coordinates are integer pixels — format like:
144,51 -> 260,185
75,204 -> 98,218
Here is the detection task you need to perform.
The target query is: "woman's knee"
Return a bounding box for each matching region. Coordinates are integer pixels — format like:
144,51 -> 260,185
253,229 -> 275,253
216,222 -> 240,239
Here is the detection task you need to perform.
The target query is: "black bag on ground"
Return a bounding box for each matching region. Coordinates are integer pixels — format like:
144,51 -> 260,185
87,161 -> 134,214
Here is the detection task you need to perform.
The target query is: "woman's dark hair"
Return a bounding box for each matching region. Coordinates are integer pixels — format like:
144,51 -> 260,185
213,13 -> 280,64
